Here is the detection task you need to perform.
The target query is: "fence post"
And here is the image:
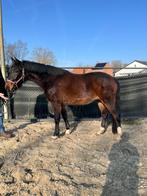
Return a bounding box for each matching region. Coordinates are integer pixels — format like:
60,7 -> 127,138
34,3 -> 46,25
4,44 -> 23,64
0,0 -> 9,120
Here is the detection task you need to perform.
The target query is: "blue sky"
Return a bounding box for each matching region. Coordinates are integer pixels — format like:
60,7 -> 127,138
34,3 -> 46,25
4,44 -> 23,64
2,0 -> 147,66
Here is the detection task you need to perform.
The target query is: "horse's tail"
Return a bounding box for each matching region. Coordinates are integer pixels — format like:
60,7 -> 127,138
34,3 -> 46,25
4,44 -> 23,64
111,78 -> 121,134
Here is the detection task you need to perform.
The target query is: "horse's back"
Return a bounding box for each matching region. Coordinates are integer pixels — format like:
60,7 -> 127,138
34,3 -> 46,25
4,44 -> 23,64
59,71 -> 118,92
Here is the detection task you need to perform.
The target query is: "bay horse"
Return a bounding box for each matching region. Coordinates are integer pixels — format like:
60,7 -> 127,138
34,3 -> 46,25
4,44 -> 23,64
5,57 -> 122,139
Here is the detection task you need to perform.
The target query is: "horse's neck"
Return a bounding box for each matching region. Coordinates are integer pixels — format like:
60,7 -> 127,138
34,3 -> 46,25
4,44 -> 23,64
27,72 -> 41,82
27,72 -> 54,89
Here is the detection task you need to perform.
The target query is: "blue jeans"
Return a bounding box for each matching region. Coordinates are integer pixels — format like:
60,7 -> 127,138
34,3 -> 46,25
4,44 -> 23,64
0,113 -> 5,133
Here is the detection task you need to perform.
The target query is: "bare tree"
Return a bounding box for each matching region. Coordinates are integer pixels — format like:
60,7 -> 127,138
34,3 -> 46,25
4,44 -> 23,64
5,40 -> 28,65
32,47 -> 56,65
111,60 -> 126,73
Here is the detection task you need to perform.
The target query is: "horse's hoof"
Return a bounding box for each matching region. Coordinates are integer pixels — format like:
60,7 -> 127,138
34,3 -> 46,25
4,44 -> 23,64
97,126 -> 105,135
117,127 -> 122,136
65,129 -> 71,135
51,135 -> 59,140
116,135 -> 122,141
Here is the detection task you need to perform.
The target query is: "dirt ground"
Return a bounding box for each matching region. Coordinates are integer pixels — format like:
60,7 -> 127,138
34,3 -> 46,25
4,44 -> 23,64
0,118 -> 147,196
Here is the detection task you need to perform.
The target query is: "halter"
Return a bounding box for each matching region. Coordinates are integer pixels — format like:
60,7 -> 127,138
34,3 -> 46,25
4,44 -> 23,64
7,68 -> 25,89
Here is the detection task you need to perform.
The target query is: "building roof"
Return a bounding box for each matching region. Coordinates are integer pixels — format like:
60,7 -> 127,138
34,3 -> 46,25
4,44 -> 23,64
135,60 -> 147,66
93,62 -> 107,69
119,60 -> 147,70
115,60 -> 147,77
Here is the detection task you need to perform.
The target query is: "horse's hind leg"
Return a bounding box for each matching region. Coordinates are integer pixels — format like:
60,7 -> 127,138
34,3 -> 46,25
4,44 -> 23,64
112,112 -> 121,135
104,101 -> 122,136
100,91 -> 121,137
97,102 -> 109,135
61,105 -> 71,134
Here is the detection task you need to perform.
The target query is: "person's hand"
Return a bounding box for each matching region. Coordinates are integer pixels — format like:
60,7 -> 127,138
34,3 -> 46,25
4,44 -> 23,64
0,93 -> 8,102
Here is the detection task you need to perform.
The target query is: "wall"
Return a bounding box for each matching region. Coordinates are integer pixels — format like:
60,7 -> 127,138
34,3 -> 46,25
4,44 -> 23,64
71,64 -> 113,76
118,74 -> 147,117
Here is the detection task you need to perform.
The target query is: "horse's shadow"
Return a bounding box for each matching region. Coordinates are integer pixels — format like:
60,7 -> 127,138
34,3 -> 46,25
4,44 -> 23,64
68,101 -> 101,120
60,101 -> 101,136
101,132 -> 139,196
34,94 -> 50,119
59,120 -> 80,137
6,121 -> 36,135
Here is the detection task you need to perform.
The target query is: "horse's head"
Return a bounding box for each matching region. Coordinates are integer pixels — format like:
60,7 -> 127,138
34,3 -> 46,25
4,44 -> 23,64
5,57 -> 25,92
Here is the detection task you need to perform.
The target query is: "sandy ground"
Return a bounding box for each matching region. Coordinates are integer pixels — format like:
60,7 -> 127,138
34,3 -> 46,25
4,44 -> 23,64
0,118 -> 146,196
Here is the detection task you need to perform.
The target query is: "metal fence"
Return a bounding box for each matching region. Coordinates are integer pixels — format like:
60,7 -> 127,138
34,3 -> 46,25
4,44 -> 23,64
8,72 -> 147,120
118,73 -> 147,117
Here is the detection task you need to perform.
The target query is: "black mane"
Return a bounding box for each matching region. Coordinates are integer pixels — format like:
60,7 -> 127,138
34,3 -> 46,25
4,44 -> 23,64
22,60 -> 68,76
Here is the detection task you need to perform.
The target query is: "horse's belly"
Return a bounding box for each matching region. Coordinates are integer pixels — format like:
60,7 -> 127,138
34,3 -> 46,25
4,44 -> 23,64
64,96 -> 98,105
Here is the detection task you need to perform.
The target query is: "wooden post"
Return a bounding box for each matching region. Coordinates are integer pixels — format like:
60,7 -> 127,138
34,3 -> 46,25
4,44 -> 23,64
0,0 -> 8,120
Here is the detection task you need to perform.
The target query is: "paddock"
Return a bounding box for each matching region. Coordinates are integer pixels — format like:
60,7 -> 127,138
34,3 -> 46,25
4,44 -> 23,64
2,67 -> 147,195
0,118 -> 146,195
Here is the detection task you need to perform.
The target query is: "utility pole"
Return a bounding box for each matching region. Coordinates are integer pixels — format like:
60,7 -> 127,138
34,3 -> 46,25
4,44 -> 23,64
0,0 -> 8,120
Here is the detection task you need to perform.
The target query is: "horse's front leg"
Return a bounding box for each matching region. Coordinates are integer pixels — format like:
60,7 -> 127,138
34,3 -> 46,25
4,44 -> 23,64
51,102 -> 61,139
61,105 -> 71,134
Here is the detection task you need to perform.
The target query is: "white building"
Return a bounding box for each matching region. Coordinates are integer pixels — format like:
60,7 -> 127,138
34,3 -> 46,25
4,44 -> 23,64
115,60 -> 147,77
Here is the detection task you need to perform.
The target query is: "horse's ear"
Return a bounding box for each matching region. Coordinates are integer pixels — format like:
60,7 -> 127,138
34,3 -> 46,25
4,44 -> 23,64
11,56 -> 15,63
14,57 -> 21,63
11,56 -> 21,64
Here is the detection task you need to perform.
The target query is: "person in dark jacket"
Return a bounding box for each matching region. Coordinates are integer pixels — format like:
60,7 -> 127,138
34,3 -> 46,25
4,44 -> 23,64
0,69 -> 12,138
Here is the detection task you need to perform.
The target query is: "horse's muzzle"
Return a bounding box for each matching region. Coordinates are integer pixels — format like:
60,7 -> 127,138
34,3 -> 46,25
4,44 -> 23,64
5,80 -> 16,91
